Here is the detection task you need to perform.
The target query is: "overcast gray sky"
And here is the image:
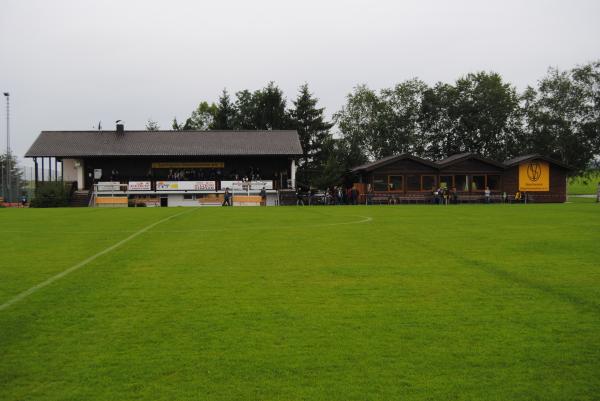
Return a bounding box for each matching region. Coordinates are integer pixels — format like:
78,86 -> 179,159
1,0 -> 599,159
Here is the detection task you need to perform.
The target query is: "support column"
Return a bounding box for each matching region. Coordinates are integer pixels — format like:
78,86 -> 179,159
61,160 -> 64,182
290,159 -> 297,189
55,158 -> 58,181
76,159 -> 84,190
41,158 -> 45,182
34,158 -> 39,189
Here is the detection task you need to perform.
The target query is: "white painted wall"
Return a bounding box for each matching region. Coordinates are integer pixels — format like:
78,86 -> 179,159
167,194 -> 202,207
62,158 -> 78,181
62,158 -> 85,189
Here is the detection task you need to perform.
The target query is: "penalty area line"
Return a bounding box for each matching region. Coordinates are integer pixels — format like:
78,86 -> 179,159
0,209 -> 194,312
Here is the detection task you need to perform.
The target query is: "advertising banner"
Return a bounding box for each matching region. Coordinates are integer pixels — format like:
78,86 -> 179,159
156,181 -> 216,191
128,181 -> 152,191
251,180 -> 274,190
96,182 -> 122,192
220,180 -> 273,190
519,161 -> 549,191
220,180 -> 247,191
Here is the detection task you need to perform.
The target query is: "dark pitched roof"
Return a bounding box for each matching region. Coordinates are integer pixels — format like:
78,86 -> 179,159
25,130 -> 303,157
437,152 -> 506,169
351,154 -> 438,173
504,154 -> 571,170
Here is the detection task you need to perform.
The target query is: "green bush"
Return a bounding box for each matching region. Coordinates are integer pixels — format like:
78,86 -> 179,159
30,183 -> 69,208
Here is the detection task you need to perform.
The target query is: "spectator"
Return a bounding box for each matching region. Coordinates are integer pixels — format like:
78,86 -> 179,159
514,191 -> 522,203
451,187 -> 458,204
260,187 -> 267,206
222,188 -> 232,206
484,186 -> 491,203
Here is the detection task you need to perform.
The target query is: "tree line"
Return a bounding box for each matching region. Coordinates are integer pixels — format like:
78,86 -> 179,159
145,60 -> 600,188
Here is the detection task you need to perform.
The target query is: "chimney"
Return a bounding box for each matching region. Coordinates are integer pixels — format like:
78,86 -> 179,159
116,120 -> 124,134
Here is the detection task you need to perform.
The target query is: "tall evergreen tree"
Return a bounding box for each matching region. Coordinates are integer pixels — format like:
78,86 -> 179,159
254,82 -> 289,130
289,84 -> 333,186
233,90 -> 257,129
211,89 -> 237,129
171,117 -> 182,130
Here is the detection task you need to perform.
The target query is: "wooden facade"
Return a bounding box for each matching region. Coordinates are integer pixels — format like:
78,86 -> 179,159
352,153 -> 570,203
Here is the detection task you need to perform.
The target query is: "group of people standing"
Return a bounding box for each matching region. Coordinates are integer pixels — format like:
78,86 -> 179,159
432,186 -> 459,204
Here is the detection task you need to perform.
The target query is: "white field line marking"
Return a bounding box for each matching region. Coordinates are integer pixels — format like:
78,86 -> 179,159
2,215 -> 373,235
0,210 -> 194,312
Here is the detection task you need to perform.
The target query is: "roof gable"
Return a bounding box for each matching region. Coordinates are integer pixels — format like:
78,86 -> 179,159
436,153 -> 506,169
351,154 -> 438,173
504,154 -> 571,170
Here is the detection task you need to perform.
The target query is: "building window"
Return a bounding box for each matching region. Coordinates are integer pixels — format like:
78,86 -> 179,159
439,175 -> 454,189
406,175 -> 420,191
455,175 -> 468,191
487,175 -> 501,191
388,175 -> 403,191
373,175 -> 387,192
471,175 -> 485,191
183,194 -> 195,200
421,175 -> 437,191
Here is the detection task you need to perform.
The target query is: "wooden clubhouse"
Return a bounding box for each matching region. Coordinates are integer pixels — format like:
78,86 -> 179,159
351,153 -> 571,203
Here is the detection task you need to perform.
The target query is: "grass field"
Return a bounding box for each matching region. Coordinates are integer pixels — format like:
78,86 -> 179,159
1,204 -> 599,401
568,171 -> 600,195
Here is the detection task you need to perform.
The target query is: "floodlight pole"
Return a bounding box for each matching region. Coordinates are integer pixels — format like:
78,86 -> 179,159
3,92 -> 9,203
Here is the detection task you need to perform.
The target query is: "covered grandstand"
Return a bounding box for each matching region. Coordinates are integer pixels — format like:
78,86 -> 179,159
25,124 -> 303,207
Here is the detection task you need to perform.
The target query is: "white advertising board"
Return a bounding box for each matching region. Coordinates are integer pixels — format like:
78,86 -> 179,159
156,181 -> 216,191
220,180 -> 273,190
128,181 -> 152,191
251,180 -> 273,190
97,181 -> 121,192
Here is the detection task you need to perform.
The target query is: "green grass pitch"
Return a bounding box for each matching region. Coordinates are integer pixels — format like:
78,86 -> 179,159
1,204 -> 599,401
568,171 -> 600,195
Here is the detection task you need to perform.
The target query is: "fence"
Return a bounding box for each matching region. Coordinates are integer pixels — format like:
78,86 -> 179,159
0,164 -> 63,202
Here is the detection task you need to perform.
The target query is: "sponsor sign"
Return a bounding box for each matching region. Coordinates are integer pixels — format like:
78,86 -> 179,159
128,181 -> 152,191
251,180 -> 273,190
156,181 -> 216,191
151,162 -> 224,169
220,180 -> 273,190
519,161 -> 549,191
96,181 -> 122,192
220,180 -> 247,191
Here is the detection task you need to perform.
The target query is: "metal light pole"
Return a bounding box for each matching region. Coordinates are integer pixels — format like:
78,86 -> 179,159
3,92 -> 10,203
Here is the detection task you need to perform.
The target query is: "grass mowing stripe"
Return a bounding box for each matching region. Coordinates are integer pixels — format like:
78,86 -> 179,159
0,209 -> 195,312
0,215 -> 373,234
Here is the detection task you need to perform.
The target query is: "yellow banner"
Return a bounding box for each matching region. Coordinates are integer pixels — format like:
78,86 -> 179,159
151,162 -> 224,169
519,161 -> 549,191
